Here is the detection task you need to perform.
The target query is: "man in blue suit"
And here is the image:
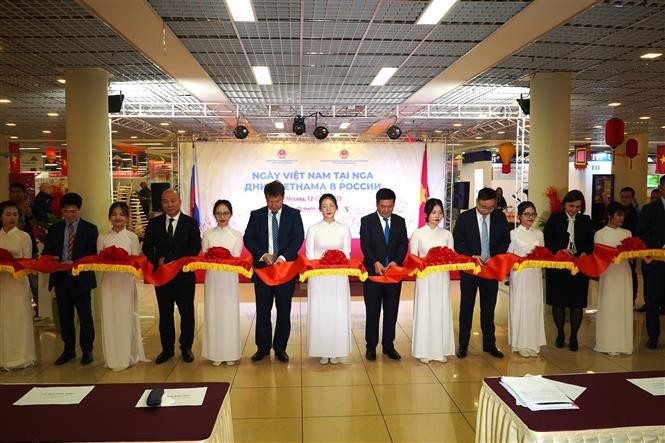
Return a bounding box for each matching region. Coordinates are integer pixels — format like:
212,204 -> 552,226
244,181 -> 304,362
360,188 -> 408,361
638,175 -> 665,350
453,187 -> 510,359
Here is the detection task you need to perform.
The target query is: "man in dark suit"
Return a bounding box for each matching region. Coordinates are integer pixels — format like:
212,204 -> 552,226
360,188 -> 408,361
619,186 -> 640,306
638,175 -> 665,350
453,187 -> 510,359
142,189 -> 201,364
244,181 -> 304,363
42,193 -> 98,365
32,182 -> 53,225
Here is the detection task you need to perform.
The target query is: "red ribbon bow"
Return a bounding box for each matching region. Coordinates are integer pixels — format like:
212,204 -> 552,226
424,246 -> 460,265
204,247 -> 233,260
525,246 -> 555,259
0,248 -> 13,261
617,237 -> 647,251
98,245 -> 130,261
320,249 -> 348,265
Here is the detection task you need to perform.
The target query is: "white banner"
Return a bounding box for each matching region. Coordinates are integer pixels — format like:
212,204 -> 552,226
193,142 -> 432,237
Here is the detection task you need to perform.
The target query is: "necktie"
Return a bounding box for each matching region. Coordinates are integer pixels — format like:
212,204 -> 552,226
566,215 -> 577,254
481,215 -> 490,261
272,211 -> 279,256
167,218 -> 174,239
67,222 -> 75,261
383,217 -> 390,265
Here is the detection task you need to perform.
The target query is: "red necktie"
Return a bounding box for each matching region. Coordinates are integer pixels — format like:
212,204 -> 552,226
67,223 -> 75,261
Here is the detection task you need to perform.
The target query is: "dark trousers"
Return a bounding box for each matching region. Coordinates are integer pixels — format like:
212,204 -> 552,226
155,272 -> 195,354
645,261 -> 665,341
363,280 -> 401,351
459,273 -> 498,350
55,276 -> 94,354
253,276 -> 296,353
630,260 -> 638,303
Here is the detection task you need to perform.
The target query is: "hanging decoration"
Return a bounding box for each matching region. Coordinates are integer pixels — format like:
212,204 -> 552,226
574,144 -> 590,170
604,118 -> 624,163
498,142 -> 516,174
45,148 -> 57,164
625,138 -> 638,169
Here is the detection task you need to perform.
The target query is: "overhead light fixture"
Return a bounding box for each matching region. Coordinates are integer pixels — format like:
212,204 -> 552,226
453,123 -> 462,127
224,0 -> 256,22
386,124 -> 402,140
608,102 -> 621,107
593,125 -> 602,128
57,78 -> 66,84
160,122 -> 170,126
434,130 -> 442,133
0,98 -> 11,103
640,52 -> 662,59
9,136 -> 18,139
252,66 -> 273,85
177,130 -> 186,134
497,131 -> 505,134
5,122 -> 16,126
475,136 -> 482,139
639,116 -> 651,120
233,125 -> 249,139
339,122 -> 350,130
313,125 -> 329,140
293,115 -> 306,135
274,121 -> 284,129
661,126 -> 665,129
516,94 -> 530,115
111,130 -> 118,133
371,67 -> 398,86
130,136 -> 138,139
42,130 -> 51,134
416,0 -> 457,25
47,112 -> 59,117
585,137 -> 592,140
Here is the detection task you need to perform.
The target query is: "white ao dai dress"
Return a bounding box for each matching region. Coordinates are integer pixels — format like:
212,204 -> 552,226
594,226 -> 633,354
507,225 -> 547,354
98,229 -> 147,370
305,220 -> 352,358
409,225 -> 455,361
202,225 -> 243,363
0,227 -> 36,369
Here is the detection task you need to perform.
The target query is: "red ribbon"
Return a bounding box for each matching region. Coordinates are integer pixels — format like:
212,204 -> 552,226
253,255 -> 307,286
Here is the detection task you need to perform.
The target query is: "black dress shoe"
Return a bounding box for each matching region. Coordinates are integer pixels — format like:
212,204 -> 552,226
275,351 -> 289,362
54,352 -> 75,366
251,350 -> 269,361
155,352 -> 174,364
182,349 -> 195,363
569,338 -> 579,352
646,339 -> 658,350
456,349 -> 467,359
366,349 -> 376,361
555,335 -> 565,348
483,347 -> 504,358
80,352 -> 94,365
383,349 -> 401,360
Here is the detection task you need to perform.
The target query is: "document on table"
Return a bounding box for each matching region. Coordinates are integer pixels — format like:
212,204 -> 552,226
13,386 -> 94,406
135,387 -> 208,408
627,377 -> 665,396
500,376 -> 580,411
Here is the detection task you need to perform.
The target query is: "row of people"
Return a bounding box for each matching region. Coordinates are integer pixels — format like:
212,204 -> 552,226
1,176 -> 662,371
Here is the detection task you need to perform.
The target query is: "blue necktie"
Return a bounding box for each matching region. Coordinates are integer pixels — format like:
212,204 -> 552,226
271,211 -> 279,256
383,217 -> 390,265
481,215 -> 490,261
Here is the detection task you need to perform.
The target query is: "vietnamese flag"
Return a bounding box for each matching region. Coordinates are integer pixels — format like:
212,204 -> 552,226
657,145 -> 665,174
9,142 -> 20,173
418,142 -> 430,227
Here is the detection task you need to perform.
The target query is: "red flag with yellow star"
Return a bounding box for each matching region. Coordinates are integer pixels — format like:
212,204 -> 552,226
656,145 -> 665,174
418,142 -> 430,227
8,142 -> 20,173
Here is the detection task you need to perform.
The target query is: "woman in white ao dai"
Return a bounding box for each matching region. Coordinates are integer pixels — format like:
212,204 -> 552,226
202,200 -> 244,366
305,194 -> 352,365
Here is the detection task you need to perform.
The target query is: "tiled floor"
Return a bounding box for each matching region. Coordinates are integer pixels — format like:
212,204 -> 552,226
3,280 -> 664,442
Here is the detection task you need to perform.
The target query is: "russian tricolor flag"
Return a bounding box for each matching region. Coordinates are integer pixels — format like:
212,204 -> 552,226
190,147 -> 201,226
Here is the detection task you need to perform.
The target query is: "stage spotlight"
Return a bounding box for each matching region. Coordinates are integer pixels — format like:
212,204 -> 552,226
386,124 -> 402,140
293,115 -> 306,135
233,125 -> 249,139
313,125 -> 329,140
516,94 -> 530,115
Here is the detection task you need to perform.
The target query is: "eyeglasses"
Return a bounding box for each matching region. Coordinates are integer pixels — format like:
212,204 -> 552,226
320,205 -> 336,210
522,212 -> 537,218
214,211 -> 231,217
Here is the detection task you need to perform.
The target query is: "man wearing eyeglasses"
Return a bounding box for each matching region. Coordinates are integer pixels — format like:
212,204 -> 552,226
453,187 -> 511,359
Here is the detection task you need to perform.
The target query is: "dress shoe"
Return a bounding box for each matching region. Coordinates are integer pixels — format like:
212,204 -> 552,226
251,350 -> 269,362
569,338 -> 579,352
646,339 -> 658,350
275,351 -> 289,362
155,352 -> 174,364
456,349 -> 467,359
383,349 -> 401,360
483,346 -> 504,358
555,335 -> 565,348
80,352 -> 94,365
54,352 -> 75,366
182,349 -> 195,363
365,348 -> 376,361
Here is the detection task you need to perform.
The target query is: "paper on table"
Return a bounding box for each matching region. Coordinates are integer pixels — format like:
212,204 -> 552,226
500,376 -> 579,411
13,386 -> 95,406
544,378 -> 586,401
135,387 -> 208,408
627,377 -> 665,396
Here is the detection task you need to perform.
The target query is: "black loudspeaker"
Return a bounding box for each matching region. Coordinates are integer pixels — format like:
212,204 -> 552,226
453,181 -> 470,209
151,182 -> 171,212
108,94 -> 125,113
516,97 -> 530,115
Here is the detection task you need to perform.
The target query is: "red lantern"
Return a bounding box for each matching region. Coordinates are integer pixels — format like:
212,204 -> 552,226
605,118 -> 624,163
45,148 -> 57,163
625,138 -> 638,168
498,142 -> 516,174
